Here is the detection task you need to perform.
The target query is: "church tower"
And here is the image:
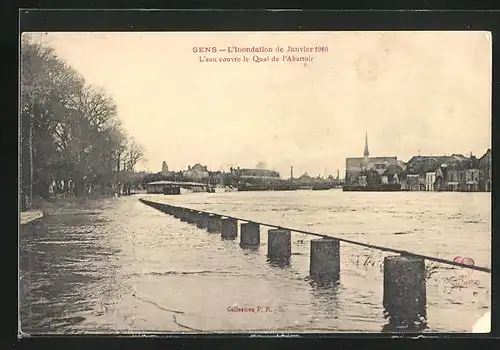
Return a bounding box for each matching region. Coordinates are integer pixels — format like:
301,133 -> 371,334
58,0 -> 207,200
363,132 -> 370,162
161,161 -> 169,174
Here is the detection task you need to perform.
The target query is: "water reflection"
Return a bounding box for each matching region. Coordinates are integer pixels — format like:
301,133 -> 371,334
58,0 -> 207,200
240,245 -> 259,250
19,208 -> 121,334
308,278 -> 340,319
266,257 -> 291,268
309,278 -> 341,293
221,236 -> 236,241
240,245 -> 260,252
381,308 -> 428,333
20,193 -> 491,333
310,272 -> 340,285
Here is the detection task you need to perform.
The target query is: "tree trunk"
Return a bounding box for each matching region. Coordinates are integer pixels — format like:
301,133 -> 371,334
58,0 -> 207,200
115,153 -> 120,196
39,180 -> 50,198
73,174 -> 85,197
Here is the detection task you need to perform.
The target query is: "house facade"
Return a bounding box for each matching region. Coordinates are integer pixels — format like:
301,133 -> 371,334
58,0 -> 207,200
425,172 -> 436,191
345,134 -> 399,186
297,172 -> 312,183
230,167 -> 280,180
465,169 -> 480,191
406,174 -> 420,191
478,149 -> 492,192
405,153 -> 483,192
446,168 -> 459,191
182,164 -> 209,180
458,169 -> 467,191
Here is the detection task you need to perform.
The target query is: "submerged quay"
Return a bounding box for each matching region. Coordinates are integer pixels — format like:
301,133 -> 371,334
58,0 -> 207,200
19,191 -> 490,334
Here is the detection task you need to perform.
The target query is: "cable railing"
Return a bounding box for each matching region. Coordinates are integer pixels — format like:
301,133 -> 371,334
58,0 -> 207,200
139,199 -> 491,273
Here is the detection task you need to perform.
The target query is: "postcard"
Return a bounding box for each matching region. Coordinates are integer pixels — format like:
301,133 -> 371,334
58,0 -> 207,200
19,30 -> 491,335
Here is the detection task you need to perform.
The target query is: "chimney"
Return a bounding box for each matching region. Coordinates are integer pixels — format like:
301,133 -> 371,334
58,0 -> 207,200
364,132 -> 370,158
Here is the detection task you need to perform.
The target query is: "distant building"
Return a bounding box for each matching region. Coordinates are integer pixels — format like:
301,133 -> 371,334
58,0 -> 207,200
406,154 -> 469,175
208,170 -> 224,185
230,167 -> 280,180
446,168 -> 459,191
382,164 -> 405,183
406,153 -> 483,192
466,169 -> 480,191
478,149 -> 491,192
161,161 -> 169,174
396,160 -> 407,172
182,164 -> 209,180
381,175 -> 389,184
458,169 -> 467,191
425,172 -> 436,191
345,133 -> 399,186
435,166 -> 445,191
297,172 -> 314,184
406,174 -> 420,191
358,175 -> 367,187
298,172 -> 311,180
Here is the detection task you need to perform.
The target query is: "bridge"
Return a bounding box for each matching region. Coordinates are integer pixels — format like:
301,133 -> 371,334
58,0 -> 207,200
146,180 -> 210,194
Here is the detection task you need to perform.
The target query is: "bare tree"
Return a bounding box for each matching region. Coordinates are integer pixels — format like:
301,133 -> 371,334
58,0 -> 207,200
123,139 -> 145,171
20,35 -> 145,201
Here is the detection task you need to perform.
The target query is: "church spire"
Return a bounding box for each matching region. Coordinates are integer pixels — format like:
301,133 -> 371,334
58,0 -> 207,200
364,132 -> 370,158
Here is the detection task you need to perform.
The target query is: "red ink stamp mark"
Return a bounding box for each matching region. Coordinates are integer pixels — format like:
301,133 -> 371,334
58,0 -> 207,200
452,256 -> 475,266
445,256 -> 479,290
461,257 -> 475,266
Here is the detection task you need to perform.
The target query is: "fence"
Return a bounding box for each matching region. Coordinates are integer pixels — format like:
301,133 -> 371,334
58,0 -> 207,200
139,198 -> 490,331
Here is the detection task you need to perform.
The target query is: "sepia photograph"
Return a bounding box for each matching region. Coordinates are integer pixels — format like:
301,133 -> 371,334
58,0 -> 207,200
19,30 -> 491,335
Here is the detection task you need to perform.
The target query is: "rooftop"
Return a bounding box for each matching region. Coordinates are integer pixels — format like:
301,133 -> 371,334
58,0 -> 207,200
147,181 -> 207,186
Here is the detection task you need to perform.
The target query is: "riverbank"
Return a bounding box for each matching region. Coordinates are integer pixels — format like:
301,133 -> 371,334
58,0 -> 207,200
20,210 -> 44,225
22,194 -> 120,217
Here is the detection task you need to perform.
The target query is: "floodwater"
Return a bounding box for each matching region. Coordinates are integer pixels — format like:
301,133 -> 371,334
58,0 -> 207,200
19,190 -> 491,334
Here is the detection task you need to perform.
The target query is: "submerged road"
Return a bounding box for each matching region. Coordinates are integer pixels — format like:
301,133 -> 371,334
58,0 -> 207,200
19,191 -> 491,333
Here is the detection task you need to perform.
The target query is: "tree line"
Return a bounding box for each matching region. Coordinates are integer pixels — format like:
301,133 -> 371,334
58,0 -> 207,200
20,34 -> 144,209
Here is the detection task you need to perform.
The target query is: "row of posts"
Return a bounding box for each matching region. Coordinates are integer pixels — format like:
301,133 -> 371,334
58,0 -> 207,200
142,199 -> 428,330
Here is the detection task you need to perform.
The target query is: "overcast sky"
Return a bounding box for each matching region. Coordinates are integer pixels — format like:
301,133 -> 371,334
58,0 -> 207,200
31,31 -> 491,178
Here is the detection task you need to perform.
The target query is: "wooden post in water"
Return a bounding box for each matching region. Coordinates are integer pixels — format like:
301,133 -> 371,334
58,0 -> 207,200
187,210 -> 198,224
161,204 -> 170,214
173,207 -> 182,219
180,208 -> 189,222
383,255 -> 427,328
196,212 -> 208,229
268,229 -> 291,260
220,217 -> 238,239
207,214 -> 221,233
240,222 -> 260,248
310,238 -> 340,283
